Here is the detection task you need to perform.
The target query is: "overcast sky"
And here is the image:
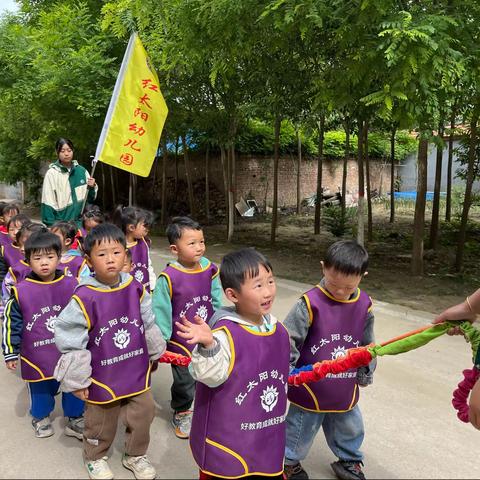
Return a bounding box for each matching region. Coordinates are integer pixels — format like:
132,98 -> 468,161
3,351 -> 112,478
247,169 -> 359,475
0,0 -> 18,14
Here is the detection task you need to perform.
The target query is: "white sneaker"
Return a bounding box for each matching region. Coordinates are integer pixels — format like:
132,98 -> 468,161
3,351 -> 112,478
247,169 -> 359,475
122,454 -> 156,479
32,417 -> 54,438
85,456 -> 114,480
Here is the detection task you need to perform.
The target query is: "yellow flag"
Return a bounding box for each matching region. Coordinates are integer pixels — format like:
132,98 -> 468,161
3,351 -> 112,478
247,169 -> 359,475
94,33 -> 168,177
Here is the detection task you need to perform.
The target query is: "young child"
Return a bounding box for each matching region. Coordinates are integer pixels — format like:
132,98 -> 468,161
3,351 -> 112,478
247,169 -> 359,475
75,206 -> 105,251
113,206 -> 156,292
50,220 -> 90,278
0,202 -> 20,235
0,213 -> 31,285
1,230 -> 84,438
283,240 -> 375,480
54,223 -> 166,480
122,248 -> 133,273
175,248 -> 290,479
152,216 -> 222,439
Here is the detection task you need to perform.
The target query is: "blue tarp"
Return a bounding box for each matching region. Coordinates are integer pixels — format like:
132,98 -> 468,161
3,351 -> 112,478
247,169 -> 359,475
392,191 -> 446,201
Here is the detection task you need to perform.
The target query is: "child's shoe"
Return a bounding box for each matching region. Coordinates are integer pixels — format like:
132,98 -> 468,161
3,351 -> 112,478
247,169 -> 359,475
171,410 -> 193,439
32,417 -> 54,438
331,460 -> 366,480
85,456 -> 114,480
122,454 -> 156,479
65,416 -> 84,440
284,462 -> 309,479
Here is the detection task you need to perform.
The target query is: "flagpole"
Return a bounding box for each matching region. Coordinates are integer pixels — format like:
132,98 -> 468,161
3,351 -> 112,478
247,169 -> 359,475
80,157 -> 98,216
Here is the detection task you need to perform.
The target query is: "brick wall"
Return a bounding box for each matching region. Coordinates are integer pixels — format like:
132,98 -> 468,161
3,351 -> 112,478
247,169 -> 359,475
162,152 -> 393,208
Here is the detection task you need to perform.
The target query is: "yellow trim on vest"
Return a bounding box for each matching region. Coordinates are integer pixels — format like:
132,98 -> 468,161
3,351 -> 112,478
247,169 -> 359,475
145,362 -> 152,389
8,266 -> 16,283
12,286 -> 19,303
4,297 -> 14,353
303,383 -> 320,411
367,296 -> 373,312
239,323 -> 277,336
212,266 -> 220,279
303,294 -> 314,326
24,275 -> 67,285
317,285 -> 360,303
72,295 -> 92,330
85,275 -> 134,292
168,341 -> 192,358
140,285 -> 146,303
20,356 -> 46,380
86,384 -> 151,405
212,326 -> 235,376
205,438 -> 249,475
290,383 -> 358,413
168,260 -> 211,274
89,377 -> 115,400
160,272 -> 173,299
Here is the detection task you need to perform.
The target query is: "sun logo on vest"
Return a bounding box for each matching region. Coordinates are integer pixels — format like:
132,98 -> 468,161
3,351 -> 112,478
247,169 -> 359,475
134,270 -> 144,283
196,305 -> 208,321
260,385 -> 279,412
331,346 -> 347,360
45,315 -> 57,333
113,328 -> 131,349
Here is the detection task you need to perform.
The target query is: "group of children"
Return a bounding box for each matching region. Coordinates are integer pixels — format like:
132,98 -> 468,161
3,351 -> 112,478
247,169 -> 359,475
1,200 -> 377,480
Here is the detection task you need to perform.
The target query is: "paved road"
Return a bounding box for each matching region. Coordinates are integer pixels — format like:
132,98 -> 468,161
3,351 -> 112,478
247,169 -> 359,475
0,242 -> 478,479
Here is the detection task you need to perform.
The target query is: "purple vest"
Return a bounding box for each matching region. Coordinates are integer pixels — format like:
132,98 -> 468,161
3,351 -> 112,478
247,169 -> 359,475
9,260 -> 31,284
129,239 -> 151,292
0,231 -> 11,247
161,261 -> 218,356
190,318 -> 290,477
1,243 -> 23,268
74,277 -> 150,404
288,286 -> 371,412
60,255 -> 86,279
15,275 -> 78,382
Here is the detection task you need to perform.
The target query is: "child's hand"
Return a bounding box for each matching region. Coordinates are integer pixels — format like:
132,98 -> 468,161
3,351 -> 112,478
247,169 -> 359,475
6,360 -> 17,371
73,388 -> 89,401
176,315 -> 215,349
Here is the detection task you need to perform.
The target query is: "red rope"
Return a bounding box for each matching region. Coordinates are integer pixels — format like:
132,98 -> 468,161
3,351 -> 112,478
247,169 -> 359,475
158,351 -> 191,367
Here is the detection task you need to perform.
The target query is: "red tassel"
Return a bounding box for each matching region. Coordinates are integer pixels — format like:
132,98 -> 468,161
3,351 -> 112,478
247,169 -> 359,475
158,351 -> 191,367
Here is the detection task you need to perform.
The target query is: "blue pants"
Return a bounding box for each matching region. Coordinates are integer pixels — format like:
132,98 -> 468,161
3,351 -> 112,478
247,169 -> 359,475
284,403 -> 364,465
28,379 -> 84,420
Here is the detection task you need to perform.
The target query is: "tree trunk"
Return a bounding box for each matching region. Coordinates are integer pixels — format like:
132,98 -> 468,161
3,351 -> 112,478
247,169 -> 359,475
100,162 -> 106,211
182,135 -> 195,216
357,120 -> 365,246
429,119 -> 445,250
271,114 -> 281,244
341,117 -> 350,218
314,114 -> 325,234
446,105 -> 456,222
174,136 -> 179,195
411,137 -> 429,275
227,146 -> 234,242
231,144 -> 236,226
389,127 -> 396,223
220,145 -> 229,237
455,107 -> 479,271
296,129 -> 302,215
205,144 -> 210,223
110,165 -> 116,207
364,122 -> 373,242
160,139 -> 168,227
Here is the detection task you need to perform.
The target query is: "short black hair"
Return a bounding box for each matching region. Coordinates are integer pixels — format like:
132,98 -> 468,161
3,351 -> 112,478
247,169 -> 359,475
82,206 -> 105,225
323,240 -> 368,276
83,223 -> 126,255
112,205 -> 154,234
7,213 -> 30,231
55,137 -> 74,154
1,202 -> 19,217
24,230 -> 62,262
220,248 -> 273,291
51,220 -> 78,243
16,222 -> 47,245
166,216 -> 202,245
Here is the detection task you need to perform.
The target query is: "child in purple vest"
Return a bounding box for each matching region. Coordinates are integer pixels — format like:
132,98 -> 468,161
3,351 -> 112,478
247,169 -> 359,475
0,201 -> 19,236
283,240 -> 376,480
176,248 -> 290,479
1,230 -> 84,439
152,216 -> 223,439
113,205 -> 156,292
50,220 -> 90,278
54,223 -> 166,480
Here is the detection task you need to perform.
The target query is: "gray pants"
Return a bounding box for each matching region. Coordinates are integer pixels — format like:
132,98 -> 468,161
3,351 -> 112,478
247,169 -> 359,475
171,364 -> 195,413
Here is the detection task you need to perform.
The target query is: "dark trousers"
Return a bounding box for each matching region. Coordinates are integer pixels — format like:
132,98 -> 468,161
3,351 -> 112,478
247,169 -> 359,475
171,364 -> 195,413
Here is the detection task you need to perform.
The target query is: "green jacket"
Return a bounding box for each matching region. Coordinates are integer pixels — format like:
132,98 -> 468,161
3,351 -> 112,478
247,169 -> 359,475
41,160 -> 97,227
